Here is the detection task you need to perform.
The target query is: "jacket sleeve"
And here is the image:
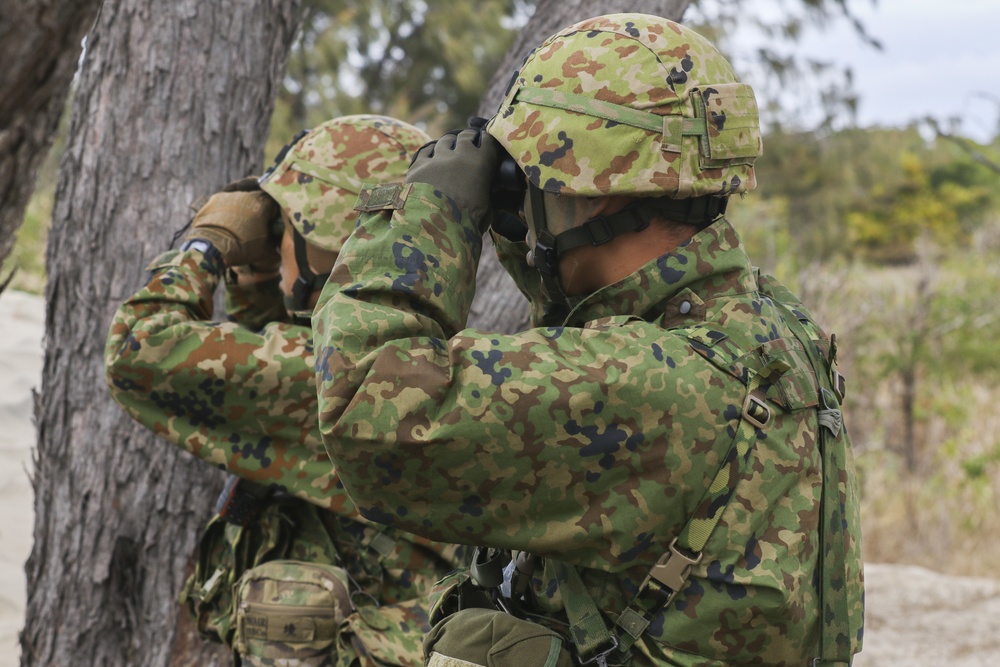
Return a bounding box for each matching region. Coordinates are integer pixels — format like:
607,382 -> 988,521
105,248 -> 352,514
313,185 -> 720,571
224,274 -> 289,330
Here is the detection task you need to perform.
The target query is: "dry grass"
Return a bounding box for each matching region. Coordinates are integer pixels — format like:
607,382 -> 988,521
856,381 -> 1000,576
791,260 -> 1000,579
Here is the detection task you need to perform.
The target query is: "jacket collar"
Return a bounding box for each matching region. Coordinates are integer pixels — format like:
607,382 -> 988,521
559,218 -> 758,327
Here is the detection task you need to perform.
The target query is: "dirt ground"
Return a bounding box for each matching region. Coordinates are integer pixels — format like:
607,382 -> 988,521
854,563 -> 1000,666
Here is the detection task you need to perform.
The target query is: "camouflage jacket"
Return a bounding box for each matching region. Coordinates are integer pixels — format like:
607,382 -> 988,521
104,247 -> 465,606
313,184 -> 864,666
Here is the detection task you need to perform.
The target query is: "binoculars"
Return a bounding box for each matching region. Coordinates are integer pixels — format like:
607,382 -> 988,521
490,150 -> 530,242
268,214 -> 285,246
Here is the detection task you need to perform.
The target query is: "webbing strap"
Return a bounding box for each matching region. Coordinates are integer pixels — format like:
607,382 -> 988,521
515,86 -> 707,139
288,226 -> 327,312
611,370 -> 773,658
554,561 -> 619,665
678,373 -> 768,552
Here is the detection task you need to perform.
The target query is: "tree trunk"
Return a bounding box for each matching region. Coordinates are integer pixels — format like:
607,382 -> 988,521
0,0 -> 104,292
21,2 -> 305,666
469,0 -> 692,333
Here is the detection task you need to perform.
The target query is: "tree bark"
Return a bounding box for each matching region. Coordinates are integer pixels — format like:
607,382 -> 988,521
21,2 -> 305,666
0,0 -> 104,291
469,0 -> 693,333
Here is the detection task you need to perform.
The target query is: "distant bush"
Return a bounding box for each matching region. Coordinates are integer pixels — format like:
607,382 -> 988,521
6,186 -> 51,295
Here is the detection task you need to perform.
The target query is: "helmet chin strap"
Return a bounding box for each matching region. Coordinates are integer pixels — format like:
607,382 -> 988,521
526,182 -> 729,311
285,225 -> 328,314
525,183 -> 570,308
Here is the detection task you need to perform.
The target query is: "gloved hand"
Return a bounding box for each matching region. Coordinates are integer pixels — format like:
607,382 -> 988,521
185,185 -> 281,270
406,124 -> 499,233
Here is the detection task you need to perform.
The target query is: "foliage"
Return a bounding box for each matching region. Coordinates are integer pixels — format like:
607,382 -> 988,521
7,190 -> 51,294
845,152 -> 994,263
745,125 -> 1000,264
266,0 -> 529,158
3,0 -> 999,579
778,236 -> 1000,575
3,101 -> 66,295
267,0 -> 884,160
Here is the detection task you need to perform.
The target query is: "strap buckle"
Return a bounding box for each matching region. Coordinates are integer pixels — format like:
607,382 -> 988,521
742,392 -> 771,430
577,635 -> 620,667
832,370 -> 847,403
583,216 -> 615,246
531,238 -> 560,276
642,538 -> 702,598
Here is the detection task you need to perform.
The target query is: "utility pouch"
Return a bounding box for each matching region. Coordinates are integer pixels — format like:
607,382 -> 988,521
423,607 -> 573,667
180,495 -> 340,646
233,560 -> 352,667
179,507 -> 287,645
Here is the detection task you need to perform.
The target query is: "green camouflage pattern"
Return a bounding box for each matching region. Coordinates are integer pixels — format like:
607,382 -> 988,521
335,598 -> 431,667
104,245 -> 467,655
260,115 -> 429,253
486,14 -> 761,198
312,183 -> 863,665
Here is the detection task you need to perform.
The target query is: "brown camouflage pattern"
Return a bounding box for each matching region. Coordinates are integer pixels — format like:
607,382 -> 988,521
312,182 -> 863,665
486,14 -> 762,199
260,115 -> 430,254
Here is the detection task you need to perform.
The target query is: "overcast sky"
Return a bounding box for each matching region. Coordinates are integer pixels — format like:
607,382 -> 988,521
730,0 -> 1000,142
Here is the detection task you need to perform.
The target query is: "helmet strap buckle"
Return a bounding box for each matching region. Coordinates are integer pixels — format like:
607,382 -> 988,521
531,234 -> 560,277
583,216 -> 615,246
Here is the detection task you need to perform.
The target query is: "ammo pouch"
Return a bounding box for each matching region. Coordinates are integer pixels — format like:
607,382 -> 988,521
233,560 -> 352,667
179,494 -> 342,646
422,570 -> 573,667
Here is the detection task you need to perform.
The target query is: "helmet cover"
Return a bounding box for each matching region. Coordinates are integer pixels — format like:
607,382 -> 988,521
260,115 -> 429,255
486,14 -> 762,199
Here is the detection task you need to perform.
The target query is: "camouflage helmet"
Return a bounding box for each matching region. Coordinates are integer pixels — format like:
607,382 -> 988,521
486,14 -> 762,199
259,115 -> 429,314
260,114 -> 429,254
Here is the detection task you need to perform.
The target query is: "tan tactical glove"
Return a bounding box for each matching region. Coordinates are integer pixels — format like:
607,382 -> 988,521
185,185 -> 281,269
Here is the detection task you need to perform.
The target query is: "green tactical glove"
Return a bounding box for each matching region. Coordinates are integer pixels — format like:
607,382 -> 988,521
406,126 -> 499,233
185,186 -> 281,269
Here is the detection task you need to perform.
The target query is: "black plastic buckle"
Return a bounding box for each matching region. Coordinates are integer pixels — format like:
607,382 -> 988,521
583,216 -> 615,246
532,239 -> 560,276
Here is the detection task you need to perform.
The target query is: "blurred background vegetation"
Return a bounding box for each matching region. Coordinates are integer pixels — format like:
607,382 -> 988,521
9,0 -> 1000,577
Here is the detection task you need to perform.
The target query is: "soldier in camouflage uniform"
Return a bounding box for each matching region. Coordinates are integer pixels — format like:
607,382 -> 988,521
312,15 -> 863,667
105,115 -> 465,666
